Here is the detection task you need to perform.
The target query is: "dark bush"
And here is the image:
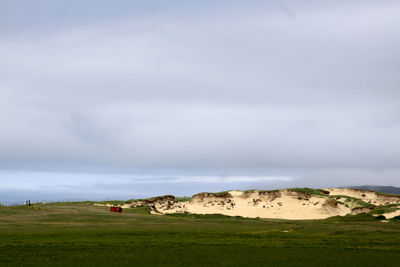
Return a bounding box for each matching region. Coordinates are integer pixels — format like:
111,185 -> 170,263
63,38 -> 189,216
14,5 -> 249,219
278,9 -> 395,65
391,215 -> 400,221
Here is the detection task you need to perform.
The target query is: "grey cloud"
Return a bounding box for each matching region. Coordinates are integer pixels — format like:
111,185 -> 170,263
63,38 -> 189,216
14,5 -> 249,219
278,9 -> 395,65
0,1 -> 399,192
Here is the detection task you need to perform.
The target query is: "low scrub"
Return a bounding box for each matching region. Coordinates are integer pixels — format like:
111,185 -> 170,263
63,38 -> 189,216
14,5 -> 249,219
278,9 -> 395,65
391,215 -> 400,221
375,215 -> 386,220
333,195 -> 375,209
370,204 -> 400,215
175,197 -> 192,202
288,188 -> 330,197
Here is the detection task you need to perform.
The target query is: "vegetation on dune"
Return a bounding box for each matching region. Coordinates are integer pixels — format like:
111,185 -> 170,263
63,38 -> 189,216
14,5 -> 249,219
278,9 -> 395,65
242,189 -> 281,195
324,198 -> 339,207
286,188 -> 380,210
193,191 -> 233,198
242,189 -> 258,193
342,187 -> 400,197
331,195 -> 376,209
370,204 -> 400,215
195,190 -> 231,195
175,196 -> 192,202
125,195 -> 175,204
375,215 -> 387,220
125,196 -> 191,205
391,215 -> 400,221
287,187 -> 330,197
375,191 -> 400,197
350,185 -> 400,195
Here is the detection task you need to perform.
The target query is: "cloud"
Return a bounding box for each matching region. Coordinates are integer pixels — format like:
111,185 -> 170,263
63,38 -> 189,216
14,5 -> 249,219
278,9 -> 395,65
0,0 -> 399,192
0,170 -> 297,201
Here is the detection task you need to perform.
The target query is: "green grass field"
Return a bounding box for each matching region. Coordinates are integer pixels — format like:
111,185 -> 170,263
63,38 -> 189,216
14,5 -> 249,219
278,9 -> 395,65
0,203 -> 399,266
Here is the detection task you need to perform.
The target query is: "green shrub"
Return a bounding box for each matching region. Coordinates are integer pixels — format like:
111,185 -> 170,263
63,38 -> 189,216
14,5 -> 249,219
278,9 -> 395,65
370,204 -> 400,215
375,215 -> 386,220
391,215 -> 400,221
287,188 -> 329,197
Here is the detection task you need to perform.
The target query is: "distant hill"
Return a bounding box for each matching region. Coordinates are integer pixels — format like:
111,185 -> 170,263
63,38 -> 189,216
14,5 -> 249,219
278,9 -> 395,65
348,185 -> 400,195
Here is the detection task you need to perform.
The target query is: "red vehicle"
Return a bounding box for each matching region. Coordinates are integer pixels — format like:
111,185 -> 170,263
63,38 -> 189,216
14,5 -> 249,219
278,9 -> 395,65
110,206 -> 122,213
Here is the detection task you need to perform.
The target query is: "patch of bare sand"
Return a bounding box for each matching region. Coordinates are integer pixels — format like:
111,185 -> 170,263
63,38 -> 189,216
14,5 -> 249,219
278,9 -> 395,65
158,190 -> 351,220
326,188 -> 400,205
382,209 -> 400,219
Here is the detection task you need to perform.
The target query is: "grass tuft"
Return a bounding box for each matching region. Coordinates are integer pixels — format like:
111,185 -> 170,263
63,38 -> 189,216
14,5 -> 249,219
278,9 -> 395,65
287,188 -> 330,197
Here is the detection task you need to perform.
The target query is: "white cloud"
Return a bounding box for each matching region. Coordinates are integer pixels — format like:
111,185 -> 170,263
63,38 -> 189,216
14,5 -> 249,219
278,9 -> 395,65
0,0 -> 399,192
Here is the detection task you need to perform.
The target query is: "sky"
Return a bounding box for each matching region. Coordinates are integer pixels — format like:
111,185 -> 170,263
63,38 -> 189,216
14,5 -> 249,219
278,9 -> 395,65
1,0 -> 400,201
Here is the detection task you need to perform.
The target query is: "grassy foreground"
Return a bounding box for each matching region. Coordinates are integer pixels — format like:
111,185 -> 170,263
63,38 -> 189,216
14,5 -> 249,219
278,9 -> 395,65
0,203 -> 399,266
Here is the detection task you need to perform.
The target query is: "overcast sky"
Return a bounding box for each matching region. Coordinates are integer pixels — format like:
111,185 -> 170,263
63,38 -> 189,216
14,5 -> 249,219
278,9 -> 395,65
1,0 -> 400,201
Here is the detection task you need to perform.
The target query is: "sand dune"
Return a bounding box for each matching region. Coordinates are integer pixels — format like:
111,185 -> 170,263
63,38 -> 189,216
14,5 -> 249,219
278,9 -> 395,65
326,188 -> 400,206
119,188 -> 400,220
157,190 -> 348,220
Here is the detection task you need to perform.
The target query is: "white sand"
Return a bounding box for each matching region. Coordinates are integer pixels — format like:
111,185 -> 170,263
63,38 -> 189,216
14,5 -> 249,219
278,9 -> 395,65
382,209 -> 400,219
157,190 -> 351,220
326,188 -> 400,205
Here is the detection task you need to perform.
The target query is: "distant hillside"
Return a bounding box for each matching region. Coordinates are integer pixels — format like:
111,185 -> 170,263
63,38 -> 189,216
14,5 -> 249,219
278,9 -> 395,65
348,185 -> 400,195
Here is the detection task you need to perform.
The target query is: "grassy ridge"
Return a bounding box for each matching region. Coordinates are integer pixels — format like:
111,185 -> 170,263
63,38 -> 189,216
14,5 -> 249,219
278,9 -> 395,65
0,203 -> 400,266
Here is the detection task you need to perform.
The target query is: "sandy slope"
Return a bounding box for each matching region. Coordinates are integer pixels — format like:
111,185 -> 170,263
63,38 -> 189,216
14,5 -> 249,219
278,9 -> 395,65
158,190 -> 350,220
326,188 -> 400,205
383,209 -> 400,219
107,188 -> 400,220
